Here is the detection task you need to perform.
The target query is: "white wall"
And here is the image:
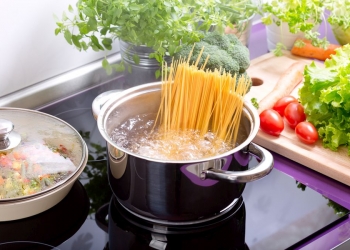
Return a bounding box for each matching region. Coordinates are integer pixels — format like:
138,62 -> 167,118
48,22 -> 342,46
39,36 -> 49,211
0,0 -> 120,98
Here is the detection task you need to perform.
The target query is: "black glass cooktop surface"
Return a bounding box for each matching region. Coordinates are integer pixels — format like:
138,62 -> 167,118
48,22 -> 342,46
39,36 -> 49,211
1,76 -> 348,250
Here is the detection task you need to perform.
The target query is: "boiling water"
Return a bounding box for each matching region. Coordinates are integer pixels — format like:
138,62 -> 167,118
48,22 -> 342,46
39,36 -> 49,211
110,113 -> 234,161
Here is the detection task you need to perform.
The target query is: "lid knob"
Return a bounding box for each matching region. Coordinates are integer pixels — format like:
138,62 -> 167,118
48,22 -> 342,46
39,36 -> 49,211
0,118 -> 21,151
0,119 -> 14,139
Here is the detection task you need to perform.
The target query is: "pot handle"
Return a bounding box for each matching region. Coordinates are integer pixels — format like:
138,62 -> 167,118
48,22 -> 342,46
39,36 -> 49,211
92,90 -> 123,120
202,143 -> 273,183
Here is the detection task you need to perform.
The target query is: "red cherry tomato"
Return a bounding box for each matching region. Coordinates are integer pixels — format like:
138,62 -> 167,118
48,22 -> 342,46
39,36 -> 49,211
284,102 -> 306,129
259,109 -> 284,136
295,121 -> 318,144
273,96 -> 298,117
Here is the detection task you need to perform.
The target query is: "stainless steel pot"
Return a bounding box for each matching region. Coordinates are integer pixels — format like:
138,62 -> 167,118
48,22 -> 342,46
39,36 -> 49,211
0,108 -> 88,221
93,82 -> 273,222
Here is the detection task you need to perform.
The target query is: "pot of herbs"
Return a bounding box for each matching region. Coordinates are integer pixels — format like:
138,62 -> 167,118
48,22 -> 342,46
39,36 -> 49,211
55,0 -> 256,77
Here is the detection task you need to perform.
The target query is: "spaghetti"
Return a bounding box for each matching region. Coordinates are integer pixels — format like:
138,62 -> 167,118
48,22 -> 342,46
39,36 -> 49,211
154,48 -> 250,152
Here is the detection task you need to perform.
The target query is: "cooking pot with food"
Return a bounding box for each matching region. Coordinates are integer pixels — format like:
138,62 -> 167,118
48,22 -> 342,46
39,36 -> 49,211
0,108 -> 88,221
93,82 -> 273,222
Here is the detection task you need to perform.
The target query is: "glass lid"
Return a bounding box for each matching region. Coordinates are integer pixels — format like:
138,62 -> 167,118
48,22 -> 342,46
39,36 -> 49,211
0,108 -> 86,201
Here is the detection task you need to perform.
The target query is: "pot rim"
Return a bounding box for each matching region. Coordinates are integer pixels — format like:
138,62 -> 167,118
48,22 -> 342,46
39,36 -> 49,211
97,81 -> 260,164
0,108 -> 88,202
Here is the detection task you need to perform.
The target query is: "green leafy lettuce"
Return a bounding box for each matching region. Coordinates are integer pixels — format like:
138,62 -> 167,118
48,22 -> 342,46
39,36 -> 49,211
299,44 -> 350,154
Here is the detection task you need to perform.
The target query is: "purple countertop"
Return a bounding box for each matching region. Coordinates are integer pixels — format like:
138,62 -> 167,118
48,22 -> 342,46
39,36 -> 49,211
273,152 -> 350,210
296,214 -> 350,250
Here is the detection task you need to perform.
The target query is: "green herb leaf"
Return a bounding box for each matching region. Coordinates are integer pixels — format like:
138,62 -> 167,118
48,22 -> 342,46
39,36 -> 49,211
102,38 -> 113,50
54,28 -> 61,36
72,35 -> 82,49
155,69 -> 161,79
113,9 -> 122,21
168,45 -> 176,56
100,27 -> 109,36
88,17 -> 97,31
91,44 -> 99,52
272,42 -> 286,57
81,41 -> 88,51
132,54 -> 140,64
149,52 -> 156,59
83,7 -> 95,18
113,62 -> 125,72
77,23 -> 89,35
90,35 -> 104,50
102,58 -> 112,75
129,4 -> 141,11
68,5 -> 74,13
294,39 -> 305,48
64,30 -> 72,45
62,11 -> 68,22
251,98 -> 259,109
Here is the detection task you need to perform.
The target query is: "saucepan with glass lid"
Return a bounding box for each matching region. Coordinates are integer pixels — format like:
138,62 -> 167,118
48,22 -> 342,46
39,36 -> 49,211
93,66 -> 273,223
0,108 -> 88,221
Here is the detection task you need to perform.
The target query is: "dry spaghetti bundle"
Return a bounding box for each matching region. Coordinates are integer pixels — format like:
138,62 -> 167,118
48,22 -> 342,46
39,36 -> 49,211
154,49 -> 250,148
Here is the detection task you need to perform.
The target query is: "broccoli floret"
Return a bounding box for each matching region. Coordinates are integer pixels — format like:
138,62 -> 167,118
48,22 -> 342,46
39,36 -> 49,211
201,31 -> 232,50
204,48 -> 240,74
174,44 -> 194,60
173,31 -> 251,91
225,33 -> 241,45
227,45 -> 250,73
174,43 -> 240,74
198,42 -> 240,73
173,41 -> 206,62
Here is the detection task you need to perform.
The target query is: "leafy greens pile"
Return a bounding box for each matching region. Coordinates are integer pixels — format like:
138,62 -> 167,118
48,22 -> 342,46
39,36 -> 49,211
299,44 -> 350,154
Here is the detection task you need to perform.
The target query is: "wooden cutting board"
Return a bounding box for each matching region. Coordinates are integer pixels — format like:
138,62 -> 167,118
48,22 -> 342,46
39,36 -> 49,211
245,51 -> 350,186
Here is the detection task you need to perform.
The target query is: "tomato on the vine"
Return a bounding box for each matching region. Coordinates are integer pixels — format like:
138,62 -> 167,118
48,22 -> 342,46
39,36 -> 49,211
295,121 -> 318,144
273,96 -> 298,117
284,102 -> 306,129
259,109 -> 284,136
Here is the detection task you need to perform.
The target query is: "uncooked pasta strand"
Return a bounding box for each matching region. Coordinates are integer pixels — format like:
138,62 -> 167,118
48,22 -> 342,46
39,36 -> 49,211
154,47 -> 249,149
